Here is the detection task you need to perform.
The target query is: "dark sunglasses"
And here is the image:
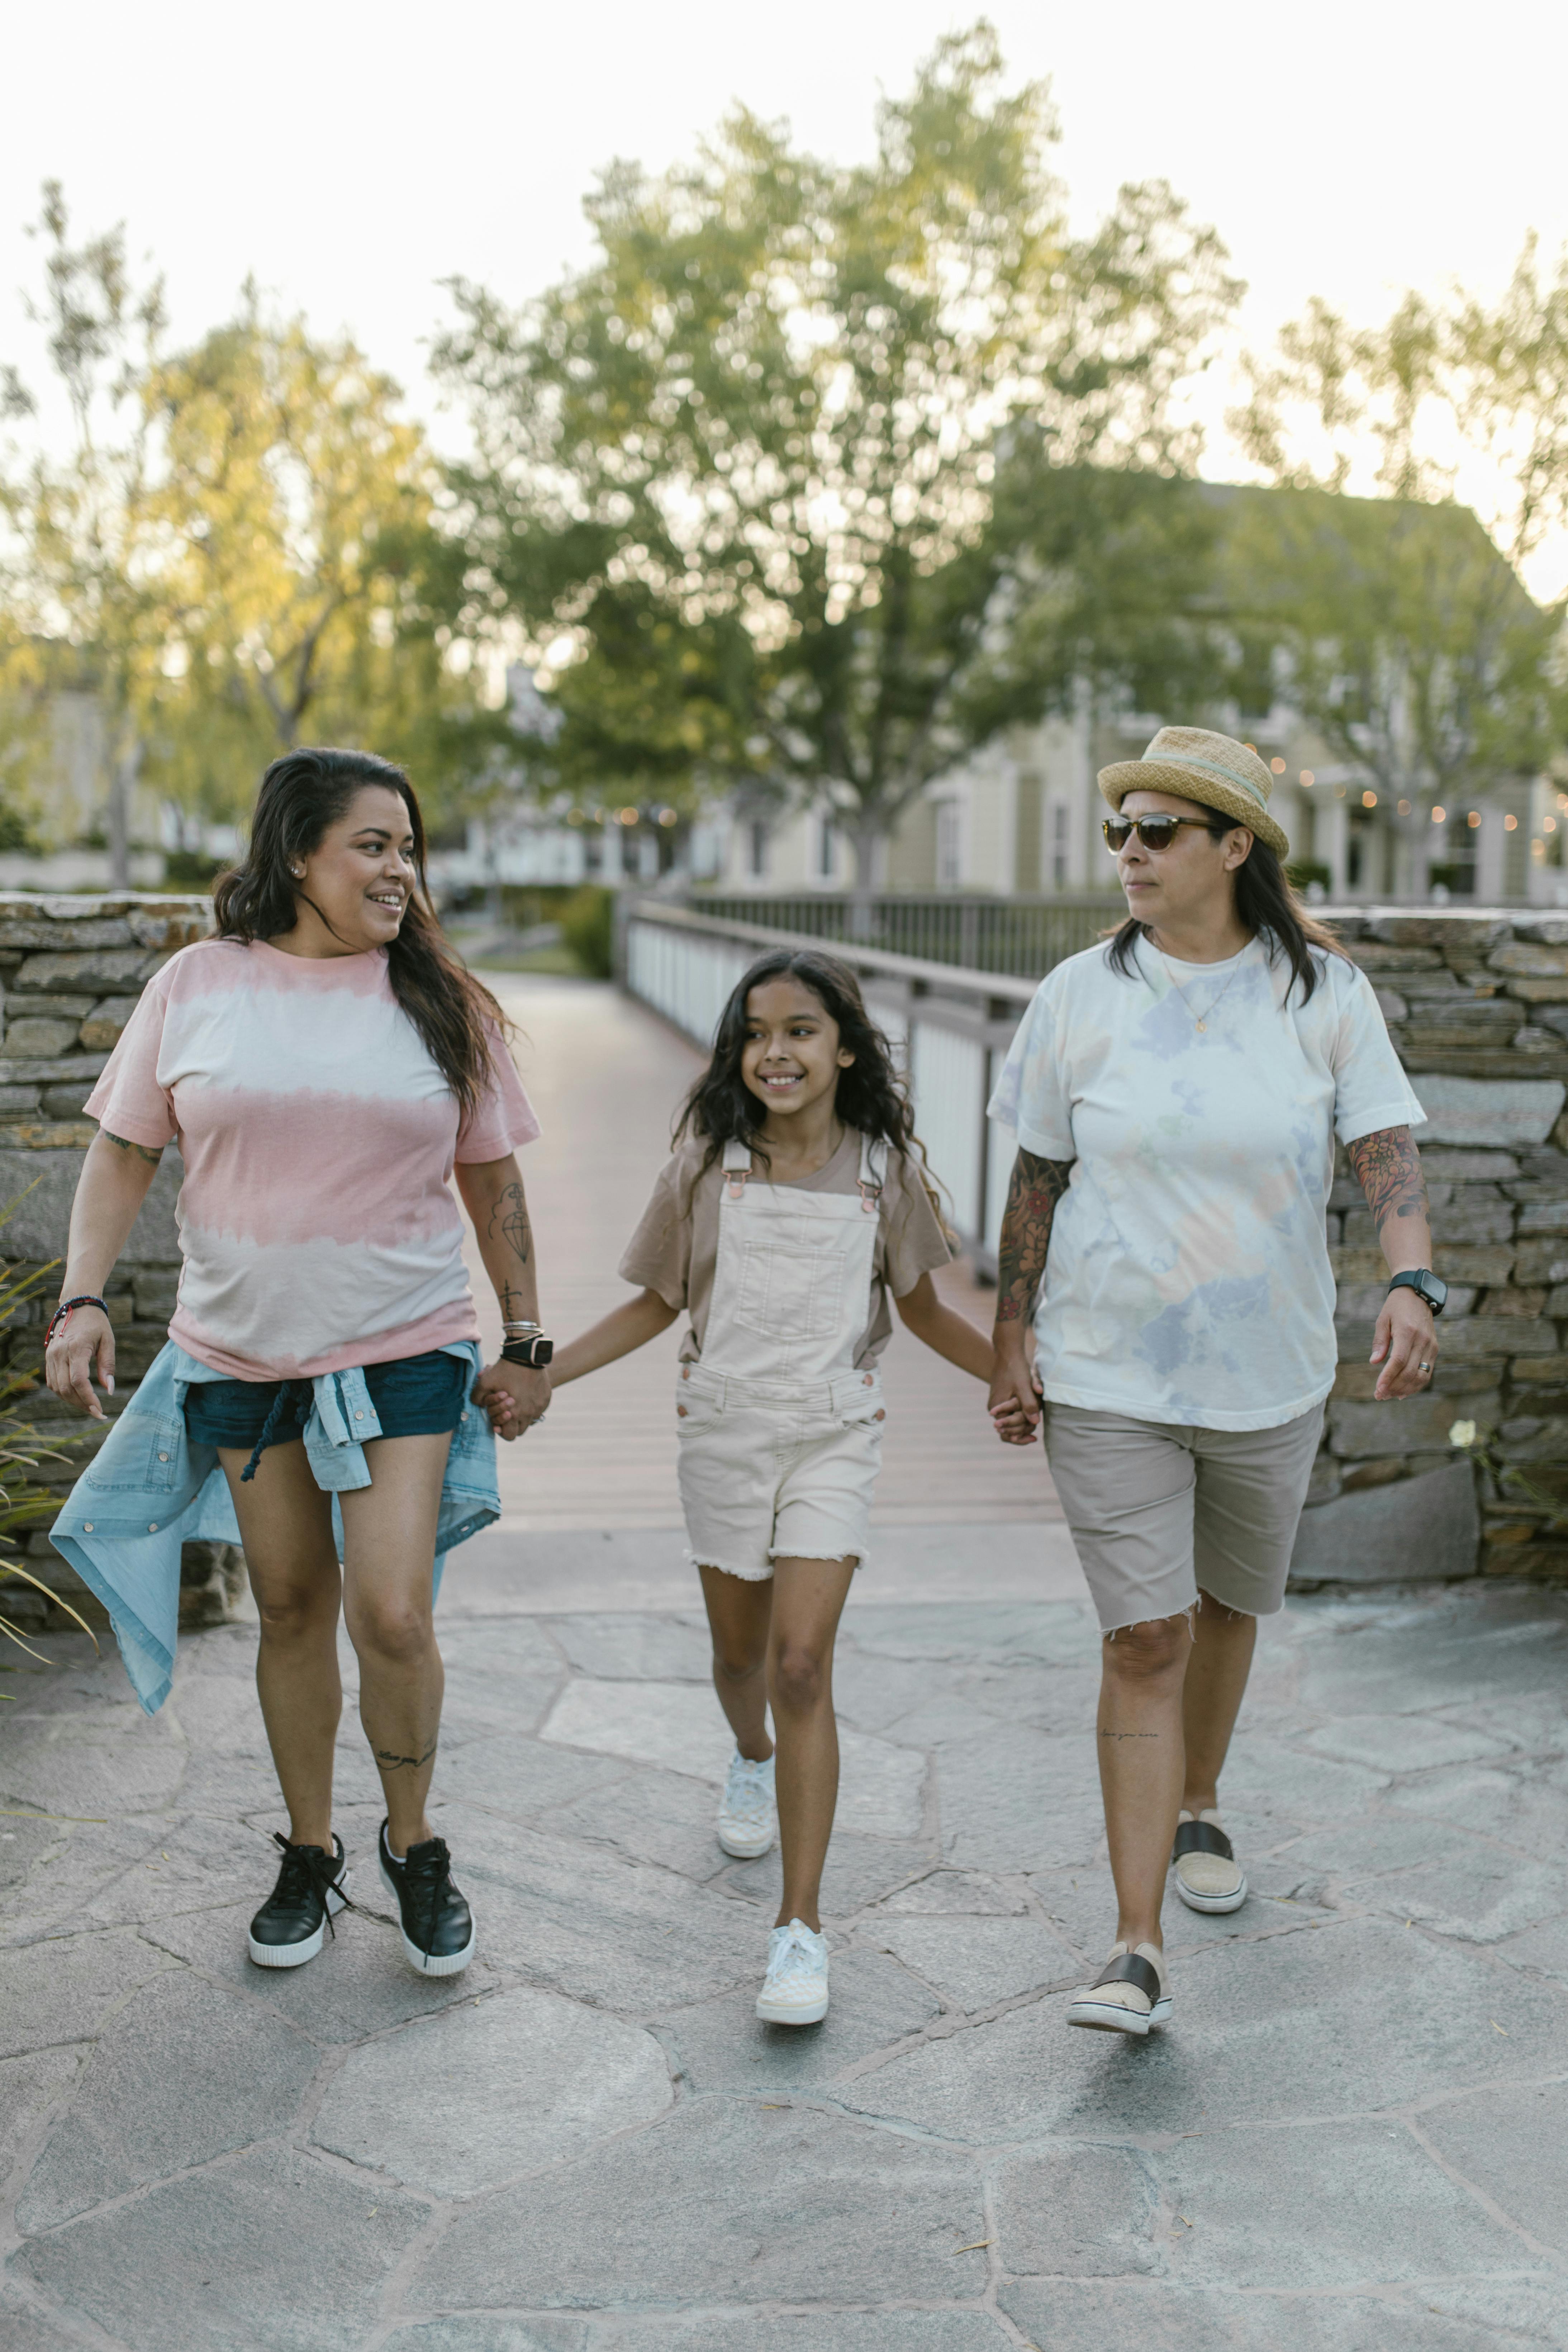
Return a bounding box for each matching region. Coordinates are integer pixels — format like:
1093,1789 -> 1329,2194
1102,814 -> 1214,854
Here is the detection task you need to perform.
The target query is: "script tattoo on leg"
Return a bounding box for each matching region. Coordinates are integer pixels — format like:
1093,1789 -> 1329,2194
995,1148 -> 1076,1325
375,1739 -> 438,1771
1346,1126 -> 1428,1247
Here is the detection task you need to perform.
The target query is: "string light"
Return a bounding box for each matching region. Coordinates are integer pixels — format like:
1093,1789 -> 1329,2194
1397,800 -> 1411,816
1362,791 -> 1377,808
1432,807 -> 1446,823
1299,770 -> 1314,787
1504,814 -> 1518,832
1467,811 -> 1482,830
1270,757 -> 1286,773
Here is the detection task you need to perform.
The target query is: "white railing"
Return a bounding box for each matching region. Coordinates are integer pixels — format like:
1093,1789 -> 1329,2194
621,899 -> 1039,1264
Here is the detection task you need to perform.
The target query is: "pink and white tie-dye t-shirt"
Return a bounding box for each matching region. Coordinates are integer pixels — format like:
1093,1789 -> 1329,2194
987,932 -> 1425,1430
85,937 -> 540,1381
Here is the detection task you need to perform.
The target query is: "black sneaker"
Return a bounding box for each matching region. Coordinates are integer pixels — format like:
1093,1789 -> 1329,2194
248,1833 -> 350,1969
378,1820 -> 476,1977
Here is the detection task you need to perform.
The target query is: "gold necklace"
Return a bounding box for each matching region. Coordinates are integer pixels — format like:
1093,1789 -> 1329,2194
1159,949 -> 1246,1034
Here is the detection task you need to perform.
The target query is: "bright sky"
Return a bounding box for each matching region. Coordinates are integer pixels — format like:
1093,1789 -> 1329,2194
5,0 -> 1567,583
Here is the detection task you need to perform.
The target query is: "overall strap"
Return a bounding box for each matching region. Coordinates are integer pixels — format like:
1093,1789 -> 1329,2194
721,1137 -> 752,1201
857,1132 -> 888,1215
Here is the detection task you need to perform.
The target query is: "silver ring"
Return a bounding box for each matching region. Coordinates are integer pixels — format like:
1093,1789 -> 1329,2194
1418,1361 -> 1431,1373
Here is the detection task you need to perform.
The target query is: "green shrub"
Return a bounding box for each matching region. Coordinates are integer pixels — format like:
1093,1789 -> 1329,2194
161,849 -> 225,889
559,885 -> 616,979
1286,859 -> 1332,893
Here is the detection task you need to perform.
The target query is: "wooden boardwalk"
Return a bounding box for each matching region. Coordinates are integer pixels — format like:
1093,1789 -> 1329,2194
462,975 -> 1062,1534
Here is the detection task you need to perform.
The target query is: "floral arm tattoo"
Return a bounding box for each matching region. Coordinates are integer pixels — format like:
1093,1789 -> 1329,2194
1346,1126 -> 1428,1249
995,1147 -> 1076,1325
103,1130 -> 164,1168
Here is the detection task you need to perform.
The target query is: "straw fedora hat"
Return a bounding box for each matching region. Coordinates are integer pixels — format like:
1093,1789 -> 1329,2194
1098,726 -> 1290,858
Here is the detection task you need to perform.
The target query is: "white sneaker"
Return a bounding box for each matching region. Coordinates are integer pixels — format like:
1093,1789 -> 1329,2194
756,1918 -> 830,2025
717,1749 -> 776,1858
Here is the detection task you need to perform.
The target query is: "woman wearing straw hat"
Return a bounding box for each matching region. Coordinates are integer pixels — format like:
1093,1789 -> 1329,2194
987,726 -> 1443,2036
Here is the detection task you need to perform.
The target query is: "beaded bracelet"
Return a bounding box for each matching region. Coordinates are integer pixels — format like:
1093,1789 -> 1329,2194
45,1295 -> 109,1347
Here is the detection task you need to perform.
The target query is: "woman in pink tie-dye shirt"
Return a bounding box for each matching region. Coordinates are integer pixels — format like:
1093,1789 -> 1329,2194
46,749 -> 547,1981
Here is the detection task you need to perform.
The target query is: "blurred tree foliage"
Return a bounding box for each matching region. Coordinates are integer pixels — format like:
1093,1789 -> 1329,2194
145,300 -> 467,820
1,193 -> 490,855
1230,244 -> 1568,815
435,23 -> 1242,883
0,184 -> 167,880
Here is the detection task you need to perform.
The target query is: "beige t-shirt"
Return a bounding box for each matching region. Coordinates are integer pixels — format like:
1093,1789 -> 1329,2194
619,1127 -> 953,1368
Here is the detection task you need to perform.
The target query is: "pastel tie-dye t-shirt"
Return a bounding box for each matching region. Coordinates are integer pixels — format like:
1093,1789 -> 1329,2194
987,932 -> 1424,1430
86,937 -> 540,1381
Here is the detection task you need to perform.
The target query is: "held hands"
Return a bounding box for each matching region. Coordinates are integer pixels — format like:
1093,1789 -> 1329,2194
988,1331 -> 1043,1447
45,1305 -> 116,1420
471,1359 -> 552,1443
1370,1288 -> 1439,1402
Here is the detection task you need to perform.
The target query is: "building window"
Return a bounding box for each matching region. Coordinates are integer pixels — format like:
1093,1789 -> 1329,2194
817,814 -> 835,879
1050,803 -> 1068,889
1427,809 -> 1478,898
936,802 -> 961,889
749,820 -> 768,880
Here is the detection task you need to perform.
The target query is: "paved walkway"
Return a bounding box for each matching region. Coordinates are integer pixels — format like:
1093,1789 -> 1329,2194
4,979 -> 1568,2348
465,977 -> 1063,1541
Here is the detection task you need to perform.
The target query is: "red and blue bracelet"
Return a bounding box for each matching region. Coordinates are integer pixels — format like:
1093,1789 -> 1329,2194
44,1295 -> 110,1347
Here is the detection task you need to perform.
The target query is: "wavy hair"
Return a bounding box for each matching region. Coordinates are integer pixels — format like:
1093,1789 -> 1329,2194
1105,806 -> 1347,1005
677,948 -> 944,1217
212,747 -> 507,1112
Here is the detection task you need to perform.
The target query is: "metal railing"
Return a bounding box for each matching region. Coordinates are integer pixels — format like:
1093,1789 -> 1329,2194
620,899 -> 1045,1263
690,892 -> 1123,978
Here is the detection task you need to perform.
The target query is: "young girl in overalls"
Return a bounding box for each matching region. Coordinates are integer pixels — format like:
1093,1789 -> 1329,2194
546,949 -> 1009,2024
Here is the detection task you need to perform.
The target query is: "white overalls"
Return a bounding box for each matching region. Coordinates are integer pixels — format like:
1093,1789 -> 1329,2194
675,1132 -> 891,1578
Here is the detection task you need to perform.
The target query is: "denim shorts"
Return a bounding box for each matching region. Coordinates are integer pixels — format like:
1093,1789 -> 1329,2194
184,1348 -> 470,1459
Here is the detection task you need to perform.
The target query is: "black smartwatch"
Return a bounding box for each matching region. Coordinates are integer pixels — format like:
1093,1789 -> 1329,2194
1386,1269 -> 1447,1317
501,1334 -> 554,1368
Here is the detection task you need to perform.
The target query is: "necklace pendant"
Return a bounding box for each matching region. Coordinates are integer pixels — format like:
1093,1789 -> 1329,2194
1195,1019 -> 1206,1033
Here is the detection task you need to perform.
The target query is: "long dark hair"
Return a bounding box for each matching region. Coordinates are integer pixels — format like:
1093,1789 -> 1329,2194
1105,804 -> 1346,1005
678,948 -> 943,1213
212,747 -> 507,1112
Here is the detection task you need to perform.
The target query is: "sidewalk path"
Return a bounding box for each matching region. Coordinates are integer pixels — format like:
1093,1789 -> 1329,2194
4,1579 -> 1568,2346
467,975 -> 1063,1539
5,977 -> 1568,2345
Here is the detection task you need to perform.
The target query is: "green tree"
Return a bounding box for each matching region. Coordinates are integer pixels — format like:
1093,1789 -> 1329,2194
1225,485 -> 1555,818
435,24 -> 1241,885
3,194 -> 480,854
145,300 -> 461,822
1229,258 -> 1566,859
0,183 -> 167,883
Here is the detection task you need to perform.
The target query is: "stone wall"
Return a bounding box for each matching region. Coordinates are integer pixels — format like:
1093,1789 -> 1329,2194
1293,906 -> 1568,1588
10,893 -> 1568,1609
0,893 -> 238,1627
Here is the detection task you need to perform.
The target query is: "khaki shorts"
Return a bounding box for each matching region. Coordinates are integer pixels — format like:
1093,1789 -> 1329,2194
1043,1400 -> 1325,1635
675,1362 -> 886,1580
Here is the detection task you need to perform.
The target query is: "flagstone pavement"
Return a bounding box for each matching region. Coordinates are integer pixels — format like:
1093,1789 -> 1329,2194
4,979 -> 1568,2349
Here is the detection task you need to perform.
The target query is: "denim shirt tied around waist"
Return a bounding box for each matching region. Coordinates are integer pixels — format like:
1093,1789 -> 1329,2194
49,1340 -> 499,1715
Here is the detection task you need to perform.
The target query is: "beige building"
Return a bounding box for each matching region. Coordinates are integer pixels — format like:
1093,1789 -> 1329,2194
703,701 -> 1540,907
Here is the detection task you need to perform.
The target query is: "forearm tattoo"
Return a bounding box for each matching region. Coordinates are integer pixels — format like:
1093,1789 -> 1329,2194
104,1130 -> 163,1167
1347,1126 -> 1428,1247
487,1181 -> 531,1265
996,1148 -> 1075,1324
